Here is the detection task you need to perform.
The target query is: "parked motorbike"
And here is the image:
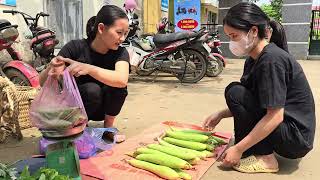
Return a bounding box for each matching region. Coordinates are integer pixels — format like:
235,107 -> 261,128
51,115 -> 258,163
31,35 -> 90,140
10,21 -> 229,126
125,29 -> 208,83
4,10 -> 59,72
126,11 -> 226,78
0,18 -> 39,87
1,10 -> 59,87
124,11 -> 209,83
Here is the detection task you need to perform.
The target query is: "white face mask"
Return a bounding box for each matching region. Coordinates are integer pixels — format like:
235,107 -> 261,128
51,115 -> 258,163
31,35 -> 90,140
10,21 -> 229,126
229,30 -> 255,57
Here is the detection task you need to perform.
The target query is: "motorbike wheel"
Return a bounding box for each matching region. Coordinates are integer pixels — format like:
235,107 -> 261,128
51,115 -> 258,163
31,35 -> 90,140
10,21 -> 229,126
136,69 -> 155,76
176,49 -> 207,83
206,56 -> 224,77
4,68 -> 32,86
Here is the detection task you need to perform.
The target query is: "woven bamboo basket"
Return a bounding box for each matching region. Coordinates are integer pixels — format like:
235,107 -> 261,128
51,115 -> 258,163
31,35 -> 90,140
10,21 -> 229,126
0,76 -> 38,141
15,86 -> 38,129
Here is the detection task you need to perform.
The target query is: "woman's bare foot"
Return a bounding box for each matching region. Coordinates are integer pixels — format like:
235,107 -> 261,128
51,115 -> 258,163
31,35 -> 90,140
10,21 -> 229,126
256,153 -> 279,170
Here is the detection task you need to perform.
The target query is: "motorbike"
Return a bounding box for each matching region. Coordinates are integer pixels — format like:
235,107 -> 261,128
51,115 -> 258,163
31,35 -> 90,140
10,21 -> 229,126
124,28 -> 208,83
124,10 -> 209,83
126,12 -> 226,78
1,10 -> 59,87
157,18 -> 226,77
0,18 -> 39,87
4,10 -> 59,72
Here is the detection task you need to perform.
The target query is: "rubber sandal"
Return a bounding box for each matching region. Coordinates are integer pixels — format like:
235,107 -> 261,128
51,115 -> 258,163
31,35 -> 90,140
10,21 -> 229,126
233,155 -> 279,173
114,134 -> 126,143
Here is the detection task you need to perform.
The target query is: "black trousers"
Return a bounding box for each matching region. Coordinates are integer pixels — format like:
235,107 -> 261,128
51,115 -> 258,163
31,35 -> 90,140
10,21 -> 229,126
78,82 -> 128,121
225,82 -> 311,159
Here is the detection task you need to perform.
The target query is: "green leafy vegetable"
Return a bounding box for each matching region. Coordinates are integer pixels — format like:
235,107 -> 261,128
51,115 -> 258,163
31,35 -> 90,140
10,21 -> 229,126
0,163 -> 18,180
18,167 -> 72,180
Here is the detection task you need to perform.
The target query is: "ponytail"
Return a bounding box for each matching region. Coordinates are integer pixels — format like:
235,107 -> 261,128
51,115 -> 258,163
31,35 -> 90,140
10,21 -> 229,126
86,16 -> 96,42
269,20 -> 289,53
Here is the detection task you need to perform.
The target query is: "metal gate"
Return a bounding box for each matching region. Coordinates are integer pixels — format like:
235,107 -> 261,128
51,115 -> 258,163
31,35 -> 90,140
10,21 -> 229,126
309,10 -> 320,55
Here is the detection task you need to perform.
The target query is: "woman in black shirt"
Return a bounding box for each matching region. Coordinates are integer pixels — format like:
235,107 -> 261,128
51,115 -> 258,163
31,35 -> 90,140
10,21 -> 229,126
203,3 -> 315,173
39,5 -> 130,143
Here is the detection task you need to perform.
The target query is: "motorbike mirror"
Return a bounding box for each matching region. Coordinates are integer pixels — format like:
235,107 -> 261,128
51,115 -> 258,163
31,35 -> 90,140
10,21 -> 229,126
40,12 -> 49,17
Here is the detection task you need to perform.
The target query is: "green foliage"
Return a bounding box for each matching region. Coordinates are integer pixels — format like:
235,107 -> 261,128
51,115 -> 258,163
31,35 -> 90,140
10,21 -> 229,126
260,0 -> 283,22
0,163 -> 18,180
19,167 -> 72,180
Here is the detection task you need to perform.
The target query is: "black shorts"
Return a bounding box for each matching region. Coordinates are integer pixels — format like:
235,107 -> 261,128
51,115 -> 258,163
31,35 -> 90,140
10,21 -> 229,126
78,82 -> 128,120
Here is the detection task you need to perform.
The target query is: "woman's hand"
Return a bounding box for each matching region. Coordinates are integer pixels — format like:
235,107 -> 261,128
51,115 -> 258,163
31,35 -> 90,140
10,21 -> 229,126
202,112 -> 223,130
220,146 -> 243,167
48,56 -> 66,79
59,57 -> 93,77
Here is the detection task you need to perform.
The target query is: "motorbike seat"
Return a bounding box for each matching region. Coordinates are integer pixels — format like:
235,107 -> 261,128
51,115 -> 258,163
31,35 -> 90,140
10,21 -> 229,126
0,19 -> 12,30
31,30 -> 56,48
153,31 -> 198,47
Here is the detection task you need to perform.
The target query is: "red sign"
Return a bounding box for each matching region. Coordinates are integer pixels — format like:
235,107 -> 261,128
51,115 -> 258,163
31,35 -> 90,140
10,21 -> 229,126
177,19 -> 199,30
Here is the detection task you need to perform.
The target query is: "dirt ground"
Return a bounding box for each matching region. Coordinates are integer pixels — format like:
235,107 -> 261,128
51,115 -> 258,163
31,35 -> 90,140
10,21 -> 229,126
0,59 -> 319,180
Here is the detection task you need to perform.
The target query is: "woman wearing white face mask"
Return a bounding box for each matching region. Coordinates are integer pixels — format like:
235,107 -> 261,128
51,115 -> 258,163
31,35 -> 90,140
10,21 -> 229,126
203,3 -> 315,173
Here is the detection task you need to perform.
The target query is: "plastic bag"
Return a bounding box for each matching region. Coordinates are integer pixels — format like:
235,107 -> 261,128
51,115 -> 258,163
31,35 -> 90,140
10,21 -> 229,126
29,70 -> 88,135
86,127 -> 118,150
127,46 -> 141,66
39,127 -> 117,159
39,130 -> 97,159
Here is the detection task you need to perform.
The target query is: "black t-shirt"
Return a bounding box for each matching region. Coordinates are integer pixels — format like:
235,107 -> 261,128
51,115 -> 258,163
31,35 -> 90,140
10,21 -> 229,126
241,43 -> 315,147
58,39 -> 129,86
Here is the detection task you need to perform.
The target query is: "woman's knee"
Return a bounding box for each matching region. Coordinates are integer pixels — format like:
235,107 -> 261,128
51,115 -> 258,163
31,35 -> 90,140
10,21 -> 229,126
224,82 -> 247,103
102,87 -> 128,117
102,86 -> 128,98
79,83 -> 102,98
78,83 -> 103,107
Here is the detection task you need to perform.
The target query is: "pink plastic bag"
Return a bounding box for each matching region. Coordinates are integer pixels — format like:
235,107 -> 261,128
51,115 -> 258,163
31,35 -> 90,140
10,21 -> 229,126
29,70 -> 88,136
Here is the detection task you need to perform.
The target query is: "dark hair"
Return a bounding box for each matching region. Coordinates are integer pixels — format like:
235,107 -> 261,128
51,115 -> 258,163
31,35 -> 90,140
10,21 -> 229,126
223,2 -> 288,52
86,16 -> 96,42
269,20 -> 289,53
87,5 -> 128,42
